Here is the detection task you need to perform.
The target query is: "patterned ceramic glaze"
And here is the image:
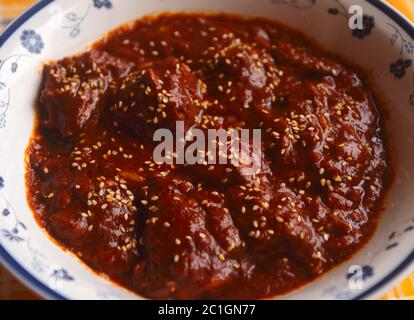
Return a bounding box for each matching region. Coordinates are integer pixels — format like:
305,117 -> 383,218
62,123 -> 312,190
0,0 -> 413,300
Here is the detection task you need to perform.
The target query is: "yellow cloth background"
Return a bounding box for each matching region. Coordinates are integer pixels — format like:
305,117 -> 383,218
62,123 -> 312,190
0,0 -> 413,300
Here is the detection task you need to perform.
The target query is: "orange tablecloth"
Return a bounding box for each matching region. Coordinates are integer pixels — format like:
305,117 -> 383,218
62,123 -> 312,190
0,0 -> 413,300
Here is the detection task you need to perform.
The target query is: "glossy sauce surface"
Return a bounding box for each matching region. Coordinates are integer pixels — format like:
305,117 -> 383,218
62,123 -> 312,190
26,14 -> 391,299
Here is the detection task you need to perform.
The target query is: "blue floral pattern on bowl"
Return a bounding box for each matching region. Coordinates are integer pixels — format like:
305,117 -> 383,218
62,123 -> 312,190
387,23 -> 414,104
20,30 -> 44,54
62,6 -> 91,38
390,58 -> 412,79
0,188 -> 74,289
93,0 -> 112,10
62,0 -> 112,38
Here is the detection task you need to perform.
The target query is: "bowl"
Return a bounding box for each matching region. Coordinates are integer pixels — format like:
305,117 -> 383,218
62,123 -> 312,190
0,0 -> 413,300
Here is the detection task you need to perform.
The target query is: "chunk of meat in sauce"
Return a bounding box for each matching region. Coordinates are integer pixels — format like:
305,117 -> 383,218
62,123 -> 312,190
182,132 -> 269,189
50,176 -> 139,277
202,41 -> 279,122
110,56 -> 204,139
40,50 -> 132,137
272,40 -> 342,77
225,171 -> 328,275
133,174 -> 242,299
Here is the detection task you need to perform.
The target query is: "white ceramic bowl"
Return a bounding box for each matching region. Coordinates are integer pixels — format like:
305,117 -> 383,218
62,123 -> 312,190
0,0 -> 413,300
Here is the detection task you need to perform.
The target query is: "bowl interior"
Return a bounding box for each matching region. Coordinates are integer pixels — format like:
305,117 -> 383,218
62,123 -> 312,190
0,0 -> 413,299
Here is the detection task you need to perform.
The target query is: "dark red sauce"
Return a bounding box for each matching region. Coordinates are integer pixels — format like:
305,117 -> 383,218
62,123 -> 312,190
26,13 -> 391,299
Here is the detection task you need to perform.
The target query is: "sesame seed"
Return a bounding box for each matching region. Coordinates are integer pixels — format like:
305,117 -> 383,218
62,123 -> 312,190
276,217 -> 284,223
312,251 -> 322,259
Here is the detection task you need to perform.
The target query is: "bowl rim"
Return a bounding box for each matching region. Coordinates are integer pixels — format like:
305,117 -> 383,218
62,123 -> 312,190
0,0 -> 413,300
